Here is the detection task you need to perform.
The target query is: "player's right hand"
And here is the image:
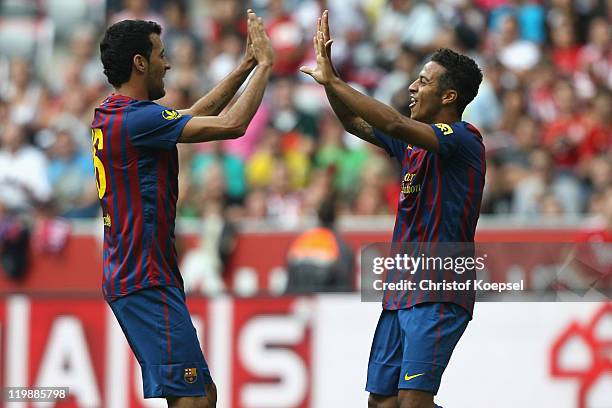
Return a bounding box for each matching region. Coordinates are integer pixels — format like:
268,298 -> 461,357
300,10 -> 338,85
247,10 -> 274,67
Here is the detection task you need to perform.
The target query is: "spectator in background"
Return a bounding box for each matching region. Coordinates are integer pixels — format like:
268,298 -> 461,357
550,16 -> 581,75
110,0 -> 165,26
68,25 -> 106,95
0,122 -> 51,212
583,155 -> 611,212
495,14 -> 541,73
374,0 -> 440,62
265,160 -> 302,226
315,112 -> 369,194
191,140 -> 246,204
246,126 -> 309,191
373,46 -> 417,105
513,148 -> 583,216
46,128 -> 98,218
527,61 -> 560,123
161,0 -> 201,57
576,17 -> 612,98
0,201 -> 30,280
266,0 -> 307,76
285,192 -> 353,293
542,79 -> 588,169
269,78 -> 319,140
166,35 -> 205,93
0,58 -> 42,127
579,90 -> 611,163
488,0 -> 546,43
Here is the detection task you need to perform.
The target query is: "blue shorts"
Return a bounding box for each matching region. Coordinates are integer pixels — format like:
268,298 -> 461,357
366,302 -> 469,396
108,285 -> 213,398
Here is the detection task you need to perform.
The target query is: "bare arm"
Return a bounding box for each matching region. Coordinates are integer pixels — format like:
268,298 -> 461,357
179,60 -> 255,117
301,10 -> 439,152
178,64 -> 271,142
178,10 -> 274,143
327,78 -> 439,152
179,31 -> 257,117
325,87 -> 383,148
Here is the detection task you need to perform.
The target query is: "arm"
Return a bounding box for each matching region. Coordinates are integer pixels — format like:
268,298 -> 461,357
178,64 -> 271,143
179,61 -> 255,117
326,78 -> 439,152
179,34 -> 257,117
178,10 -> 274,143
325,87 -> 383,148
301,10 -> 439,152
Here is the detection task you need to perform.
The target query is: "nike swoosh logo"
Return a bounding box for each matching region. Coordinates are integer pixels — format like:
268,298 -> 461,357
404,373 -> 425,381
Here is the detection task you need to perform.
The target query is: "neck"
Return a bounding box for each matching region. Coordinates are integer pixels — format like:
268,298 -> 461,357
431,110 -> 460,125
114,81 -> 148,101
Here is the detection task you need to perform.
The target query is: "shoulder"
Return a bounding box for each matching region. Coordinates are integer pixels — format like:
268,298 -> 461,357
128,101 -> 183,119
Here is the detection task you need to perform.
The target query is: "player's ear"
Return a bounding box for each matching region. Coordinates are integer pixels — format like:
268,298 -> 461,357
133,54 -> 147,74
441,89 -> 457,107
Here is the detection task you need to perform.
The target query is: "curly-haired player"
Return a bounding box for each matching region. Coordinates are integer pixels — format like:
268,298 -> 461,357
301,11 -> 484,408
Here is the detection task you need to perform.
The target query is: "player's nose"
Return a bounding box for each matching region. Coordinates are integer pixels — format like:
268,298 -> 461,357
408,79 -> 418,93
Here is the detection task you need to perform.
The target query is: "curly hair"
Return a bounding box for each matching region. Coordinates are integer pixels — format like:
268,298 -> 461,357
100,20 -> 162,88
430,48 -> 482,116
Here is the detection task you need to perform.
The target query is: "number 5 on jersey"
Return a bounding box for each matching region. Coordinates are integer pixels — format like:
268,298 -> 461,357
91,128 -> 106,199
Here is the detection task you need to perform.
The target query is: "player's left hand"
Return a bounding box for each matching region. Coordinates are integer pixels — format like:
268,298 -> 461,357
300,10 -> 338,85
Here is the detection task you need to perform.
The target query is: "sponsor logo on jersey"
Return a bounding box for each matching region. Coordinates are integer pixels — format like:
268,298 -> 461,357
162,109 -> 182,120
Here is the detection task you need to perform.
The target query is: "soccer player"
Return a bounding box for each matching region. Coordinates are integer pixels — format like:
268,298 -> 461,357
91,11 -> 273,408
301,11 -> 485,408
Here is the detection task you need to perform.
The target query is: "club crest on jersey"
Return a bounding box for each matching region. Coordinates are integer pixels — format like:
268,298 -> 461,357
434,123 -> 453,135
184,367 -> 197,384
103,214 -> 111,227
162,109 -> 182,120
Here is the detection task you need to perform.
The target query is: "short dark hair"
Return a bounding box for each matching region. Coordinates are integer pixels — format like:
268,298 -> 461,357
430,48 -> 482,116
100,20 -> 162,87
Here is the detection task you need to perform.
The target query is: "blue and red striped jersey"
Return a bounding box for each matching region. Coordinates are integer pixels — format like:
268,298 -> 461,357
374,121 -> 486,314
91,94 -> 192,301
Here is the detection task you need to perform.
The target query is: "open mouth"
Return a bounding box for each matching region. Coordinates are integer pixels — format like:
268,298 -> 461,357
409,97 -> 417,109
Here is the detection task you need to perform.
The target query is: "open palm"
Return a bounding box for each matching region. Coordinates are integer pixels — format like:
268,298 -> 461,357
300,10 -> 338,85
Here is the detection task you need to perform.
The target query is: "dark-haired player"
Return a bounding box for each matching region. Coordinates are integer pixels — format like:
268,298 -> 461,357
301,11 -> 485,408
91,12 -> 273,408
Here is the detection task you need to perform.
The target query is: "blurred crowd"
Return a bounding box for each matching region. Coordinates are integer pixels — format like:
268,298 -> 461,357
0,0 -> 610,233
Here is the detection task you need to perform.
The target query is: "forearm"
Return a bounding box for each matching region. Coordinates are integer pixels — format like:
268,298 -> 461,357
327,78 -> 437,151
223,64 -> 272,130
327,78 -> 405,134
324,86 -> 382,147
187,60 -> 256,116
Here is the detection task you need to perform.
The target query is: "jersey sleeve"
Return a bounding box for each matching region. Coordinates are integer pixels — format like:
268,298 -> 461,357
373,128 -> 408,163
431,122 -> 483,162
126,102 -> 192,149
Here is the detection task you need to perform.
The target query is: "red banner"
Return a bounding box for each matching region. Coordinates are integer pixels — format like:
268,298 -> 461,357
0,296 -> 313,408
0,227 -> 588,295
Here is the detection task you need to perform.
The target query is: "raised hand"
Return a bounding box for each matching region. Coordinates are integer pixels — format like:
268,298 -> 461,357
247,9 -> 274,67
242,22 -> 256,68
300,10 -> 338,85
